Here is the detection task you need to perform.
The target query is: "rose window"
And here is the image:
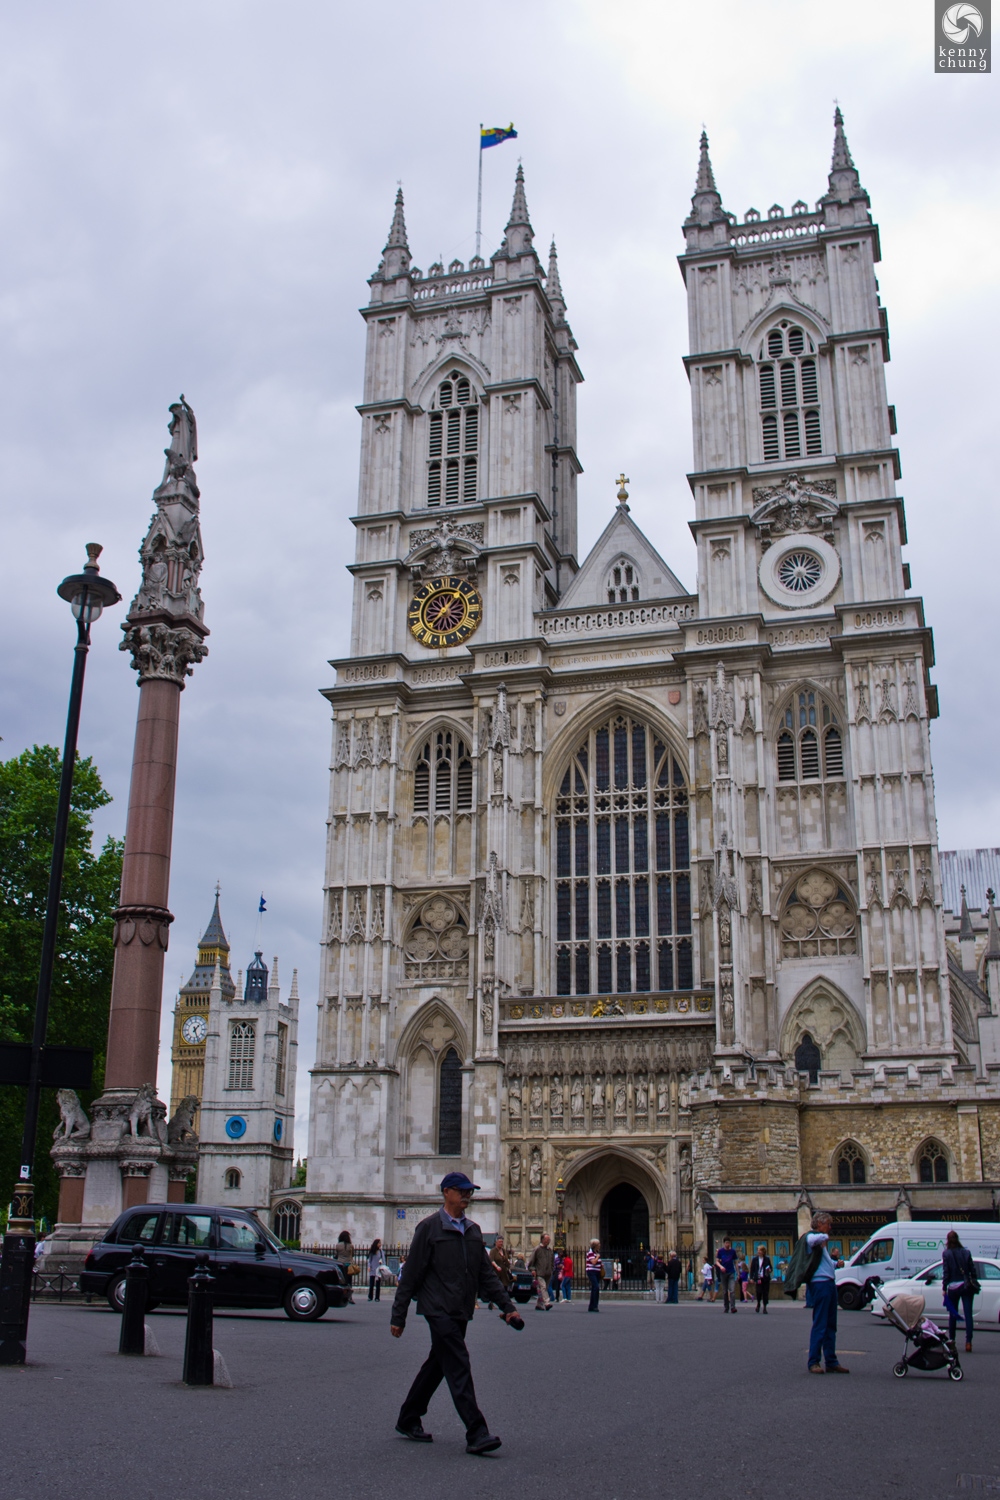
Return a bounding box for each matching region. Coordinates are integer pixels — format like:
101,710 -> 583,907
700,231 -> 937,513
403,896 -> 470,978
779,871 -> 856,958
776,550 -> 823,592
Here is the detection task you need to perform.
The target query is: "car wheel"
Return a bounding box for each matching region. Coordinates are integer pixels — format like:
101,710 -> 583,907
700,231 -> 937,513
284,1280 -> 328,1321
839,1285 -> 862,1311
107,1274 -> 127,1313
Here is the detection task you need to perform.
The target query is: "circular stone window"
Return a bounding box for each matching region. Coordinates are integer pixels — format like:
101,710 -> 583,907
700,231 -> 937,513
759,532 -> 840,609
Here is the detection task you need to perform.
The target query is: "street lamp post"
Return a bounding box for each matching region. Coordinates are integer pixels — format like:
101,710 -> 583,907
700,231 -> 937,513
0,545 -> 120,1366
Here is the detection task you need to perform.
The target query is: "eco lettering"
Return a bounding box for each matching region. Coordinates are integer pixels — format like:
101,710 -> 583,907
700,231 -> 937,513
906,1239 -> 940,1249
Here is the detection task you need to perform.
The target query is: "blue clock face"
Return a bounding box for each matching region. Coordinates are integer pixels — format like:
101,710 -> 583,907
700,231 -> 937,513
273,1117 -> 283,1143
225,1115 -> 247,1139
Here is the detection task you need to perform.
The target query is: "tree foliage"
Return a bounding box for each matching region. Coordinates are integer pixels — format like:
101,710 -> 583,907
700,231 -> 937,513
0,746 -> 123,1222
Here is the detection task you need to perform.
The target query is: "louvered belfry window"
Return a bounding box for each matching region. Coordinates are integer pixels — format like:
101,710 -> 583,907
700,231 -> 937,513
228,1021 -> 255,1090
427,371 -> 479,507
414,731 -> 473,813
757,323 -> 823,462
776,690 -> 845,783
555,714 -> 692,997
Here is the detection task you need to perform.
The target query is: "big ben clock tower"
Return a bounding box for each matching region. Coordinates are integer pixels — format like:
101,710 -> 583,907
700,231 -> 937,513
169,887 -> 236,1129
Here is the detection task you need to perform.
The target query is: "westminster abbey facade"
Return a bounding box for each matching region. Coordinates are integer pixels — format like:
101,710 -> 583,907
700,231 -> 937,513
301,115 -> 1000,1266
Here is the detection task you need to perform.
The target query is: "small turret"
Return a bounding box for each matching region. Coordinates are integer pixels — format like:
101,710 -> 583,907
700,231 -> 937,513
547,239 -> 566,324
379,186 -> 411,280
685,130 -> 729,229
494,164 -> 537,263
819,106 -> 871,221
245,950 -> 268,1004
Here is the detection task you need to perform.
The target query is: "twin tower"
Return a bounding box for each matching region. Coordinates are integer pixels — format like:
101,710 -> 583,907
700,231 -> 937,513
301,115 -> 998,1261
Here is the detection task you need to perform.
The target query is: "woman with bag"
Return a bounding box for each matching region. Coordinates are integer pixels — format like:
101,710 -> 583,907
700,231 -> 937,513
368,1237 -> 387,1302
942,1230 -> 977,1352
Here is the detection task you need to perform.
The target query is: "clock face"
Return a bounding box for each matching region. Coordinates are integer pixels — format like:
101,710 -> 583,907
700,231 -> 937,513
182,1014 -> 207,1045
407,575 -> 483,649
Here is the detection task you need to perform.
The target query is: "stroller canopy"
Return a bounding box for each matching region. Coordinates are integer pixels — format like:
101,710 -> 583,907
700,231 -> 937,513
889,1292 -> 925,1330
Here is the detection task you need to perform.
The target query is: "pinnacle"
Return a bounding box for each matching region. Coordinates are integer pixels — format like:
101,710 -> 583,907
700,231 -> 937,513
831,106 -> 855,171
959,884 -> 975,941
988,890 -> 1000,960
506,163 -> 532,230
696,130 -> 717,194
547,238 -> 566,314
384,186 -> 409,251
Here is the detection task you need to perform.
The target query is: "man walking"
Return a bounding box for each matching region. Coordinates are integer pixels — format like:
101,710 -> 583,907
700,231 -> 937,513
750,1243 -> 772,1314
806,1211 -> 849,1375
527,1234 -> 555,1310
715,1236 -> 739,1314
666,1250 -> 683,1304
391,1172 -> 522,1454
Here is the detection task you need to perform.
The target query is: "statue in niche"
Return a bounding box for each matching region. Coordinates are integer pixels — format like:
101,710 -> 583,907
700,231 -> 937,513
509,1146 -> 521,1193
721,991 -> 735,1044
571,1078 -> 585,1116
657,1078 -> 669,1115
592,1075 -> 604,1112
679,1146 -> 693,1188
679,1076 -> 690,1110
529,1148 -> 542,1192
550,1076 -> 563,1116
493,749 -> 504,793
530,1080 -> 543,1116
719,910 -> 731,956
614,1082 -> 627,1117
717,732 -> 729,773
635,1079 -> 648,1114
508,1077 -> 522,1119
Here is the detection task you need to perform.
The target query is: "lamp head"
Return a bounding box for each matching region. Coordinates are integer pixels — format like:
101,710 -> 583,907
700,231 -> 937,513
57,542 -> 121,625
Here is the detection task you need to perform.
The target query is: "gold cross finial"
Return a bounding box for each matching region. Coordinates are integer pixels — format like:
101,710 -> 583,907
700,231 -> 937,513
616,474 -> 630,504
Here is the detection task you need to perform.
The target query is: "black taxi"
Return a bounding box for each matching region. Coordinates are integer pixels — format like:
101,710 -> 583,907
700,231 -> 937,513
80,1204 -> 351,1320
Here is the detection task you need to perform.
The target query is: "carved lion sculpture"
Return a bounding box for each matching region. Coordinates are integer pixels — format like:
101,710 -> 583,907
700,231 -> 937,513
167,1096 -> 199,1145
54,1088 -> 91,1141
128,1082 -> 166,1142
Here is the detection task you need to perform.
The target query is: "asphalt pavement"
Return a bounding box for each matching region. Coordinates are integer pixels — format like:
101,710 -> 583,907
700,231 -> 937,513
4,1293 -> 998,1500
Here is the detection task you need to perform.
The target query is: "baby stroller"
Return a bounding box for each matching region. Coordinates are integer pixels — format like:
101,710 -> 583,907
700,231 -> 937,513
873,1283 -> 963,1381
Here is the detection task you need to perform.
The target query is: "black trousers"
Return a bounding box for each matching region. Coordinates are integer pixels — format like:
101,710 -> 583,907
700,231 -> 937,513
756,1279 -> 770,1310
398,1316 -> 487,1440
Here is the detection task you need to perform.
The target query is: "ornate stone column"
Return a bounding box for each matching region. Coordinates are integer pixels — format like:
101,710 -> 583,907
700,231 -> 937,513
45,399 -> 207,1258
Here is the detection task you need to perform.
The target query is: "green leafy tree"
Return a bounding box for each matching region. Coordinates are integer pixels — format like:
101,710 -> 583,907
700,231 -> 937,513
0,746 -> 123,1222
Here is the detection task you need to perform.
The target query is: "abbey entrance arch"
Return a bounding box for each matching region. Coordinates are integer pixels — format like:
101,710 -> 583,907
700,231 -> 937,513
561,1149 -> 667,1275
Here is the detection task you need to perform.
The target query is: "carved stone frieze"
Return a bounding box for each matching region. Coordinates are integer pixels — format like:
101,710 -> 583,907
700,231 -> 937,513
120,617 -> 209,686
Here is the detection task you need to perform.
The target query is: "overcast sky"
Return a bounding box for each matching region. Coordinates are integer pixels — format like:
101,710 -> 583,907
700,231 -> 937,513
2,0 -> 997,1146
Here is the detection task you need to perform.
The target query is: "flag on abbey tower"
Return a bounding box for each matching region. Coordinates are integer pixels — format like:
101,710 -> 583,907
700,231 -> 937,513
481,124 -> 517,148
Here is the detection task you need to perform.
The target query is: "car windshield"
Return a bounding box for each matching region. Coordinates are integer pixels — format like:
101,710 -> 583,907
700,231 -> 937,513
854,1238 -> 893,1266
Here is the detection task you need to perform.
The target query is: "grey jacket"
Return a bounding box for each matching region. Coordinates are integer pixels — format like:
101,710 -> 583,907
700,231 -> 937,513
391,1209 -> 516,1326
527,1243 -> 555,1281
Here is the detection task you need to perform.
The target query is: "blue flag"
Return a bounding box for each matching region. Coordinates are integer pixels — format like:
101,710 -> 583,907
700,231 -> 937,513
481,123 -> 517,149
259,895 -> 267,913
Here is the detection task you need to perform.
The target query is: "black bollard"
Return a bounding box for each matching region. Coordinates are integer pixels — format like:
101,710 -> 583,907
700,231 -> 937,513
183,1252 -> 214,1386
118,1243 -> 148,1355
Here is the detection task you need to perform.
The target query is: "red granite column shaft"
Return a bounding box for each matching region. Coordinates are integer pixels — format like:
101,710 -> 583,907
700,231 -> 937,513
103,677 -> 181,1090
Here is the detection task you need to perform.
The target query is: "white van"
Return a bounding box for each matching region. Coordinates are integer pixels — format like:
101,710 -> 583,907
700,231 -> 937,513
836,1221 -> 1000,1309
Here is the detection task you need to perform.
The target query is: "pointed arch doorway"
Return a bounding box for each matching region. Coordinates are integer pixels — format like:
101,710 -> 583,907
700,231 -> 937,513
600,1183 -> 650,1280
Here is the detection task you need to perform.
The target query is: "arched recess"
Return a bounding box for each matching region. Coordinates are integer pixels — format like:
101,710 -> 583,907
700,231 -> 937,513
412,350 -> 490,407
737,302 -> 830,363
401,717 -> 475,880
780,977 -> 866,1076
560,1146 -> 668,1247
777,870 -> 858,961
400,895 -> 471,983
830,1138 -> 870,1185
913,1136 -> 952,1184
395,999 -> 469,1156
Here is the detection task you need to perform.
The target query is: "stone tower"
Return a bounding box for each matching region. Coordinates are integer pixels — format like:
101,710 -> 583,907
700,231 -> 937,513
303,170 -> 582,1241
197,952 -> 299,1217
168,889 -> 236,1130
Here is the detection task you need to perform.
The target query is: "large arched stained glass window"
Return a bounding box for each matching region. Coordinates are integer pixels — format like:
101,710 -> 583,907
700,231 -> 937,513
555,714 -> 692,997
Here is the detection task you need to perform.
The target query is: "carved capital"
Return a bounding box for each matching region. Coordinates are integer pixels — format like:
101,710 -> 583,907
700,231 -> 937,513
121,1160 -> 155,1178
113,905 -> 173,950
120,613 -> 209,686
55,1161 -> 87,1178
168,1163 -> 196,1183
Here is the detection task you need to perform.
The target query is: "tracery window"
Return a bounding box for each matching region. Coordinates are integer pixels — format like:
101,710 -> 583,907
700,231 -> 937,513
605,558 -> 640,603
555,714 -> 692,996
403,895 -> 470,979
777,690 -> 844,783
918,1140 -> 949,1183
413,731 -> 473,813
438,1047 -> 462,1154
227,1021 -> 255,1090
272,1201 -> 301,1243
836,1141 -> 866,1184
758,322 -> 822,462
780,872 -> 857,959
427,370 -> 479,507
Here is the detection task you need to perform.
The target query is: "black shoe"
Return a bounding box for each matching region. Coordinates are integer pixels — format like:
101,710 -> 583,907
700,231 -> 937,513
396,1422 -> 432,1442
467,1434 -> 502,1455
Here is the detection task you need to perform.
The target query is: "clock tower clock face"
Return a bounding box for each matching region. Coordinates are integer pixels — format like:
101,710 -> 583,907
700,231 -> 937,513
407,575 -> 483,649
181,1014 -> 208,1045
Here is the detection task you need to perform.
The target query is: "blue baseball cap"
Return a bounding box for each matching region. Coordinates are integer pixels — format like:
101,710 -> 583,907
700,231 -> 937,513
441,1172 -> 480,1193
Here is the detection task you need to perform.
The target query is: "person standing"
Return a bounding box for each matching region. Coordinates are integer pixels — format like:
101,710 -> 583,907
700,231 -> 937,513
390,1172 -> 521,1454
368,1238 -> 387,1302
550,1250 -> 561,1307
560,1251 -> 574,1301
651,1252 -> 667,1303
942,1229 -> 976,1353
698,1259 -> 715,1301
527,1234 -> 555,1311
806,1211 -> 849,1374
750,1244 -> 772,1314
586,1240 -> 603,1312
489,1235 -> 512,1313
715,1237 -> 738,1314
666,1251 -> 682,1304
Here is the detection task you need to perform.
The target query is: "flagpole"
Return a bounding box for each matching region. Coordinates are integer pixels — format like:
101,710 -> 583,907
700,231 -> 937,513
476,123 -> 483,259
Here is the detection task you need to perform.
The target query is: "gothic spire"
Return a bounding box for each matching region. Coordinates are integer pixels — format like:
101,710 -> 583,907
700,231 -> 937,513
547,238 -> 566,322
959,884 -> 975,940
831,105 -> 855,170
380,186 -> 411,279
821,105 -> 867,208
497,164 -> 534,258
685,129 -> 727,229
